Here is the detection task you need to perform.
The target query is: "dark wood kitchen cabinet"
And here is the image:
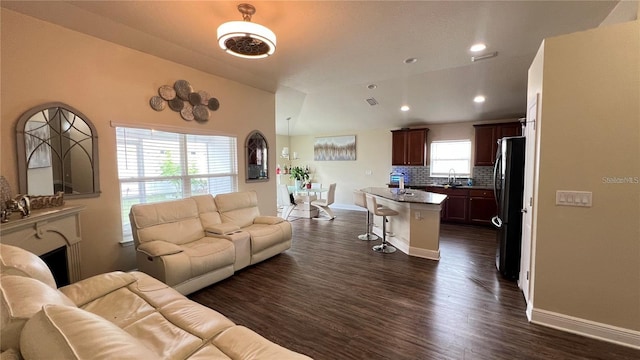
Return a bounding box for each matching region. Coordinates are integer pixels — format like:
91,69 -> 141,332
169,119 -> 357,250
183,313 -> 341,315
468,189 -> 496,225
426,187 -> 495,225
473,122 -> 522,166
391,128 -> 428,166
426,186 -> 469,223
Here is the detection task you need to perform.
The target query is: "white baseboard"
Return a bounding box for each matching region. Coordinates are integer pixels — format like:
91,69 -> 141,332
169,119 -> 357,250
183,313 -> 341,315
330,203 -> 364,211
530,308 -> 640,349
408,247 -> 440,261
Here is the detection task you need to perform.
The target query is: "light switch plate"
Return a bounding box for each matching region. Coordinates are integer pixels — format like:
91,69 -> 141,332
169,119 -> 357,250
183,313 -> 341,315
556,190 -> 592,207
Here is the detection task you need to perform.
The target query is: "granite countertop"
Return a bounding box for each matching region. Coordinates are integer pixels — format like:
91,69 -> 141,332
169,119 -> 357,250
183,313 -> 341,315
389,183 -> 494,190
361,187 -> 447,205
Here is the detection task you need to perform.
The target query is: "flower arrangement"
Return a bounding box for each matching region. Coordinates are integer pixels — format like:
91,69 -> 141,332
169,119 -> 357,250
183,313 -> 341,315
289,166 -> 310,185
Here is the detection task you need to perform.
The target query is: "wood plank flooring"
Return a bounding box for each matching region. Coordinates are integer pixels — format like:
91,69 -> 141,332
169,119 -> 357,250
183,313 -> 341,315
189,209 -> 640,359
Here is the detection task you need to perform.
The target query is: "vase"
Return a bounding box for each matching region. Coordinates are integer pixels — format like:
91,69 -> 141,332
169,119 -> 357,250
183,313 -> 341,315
295,180 -> 302,189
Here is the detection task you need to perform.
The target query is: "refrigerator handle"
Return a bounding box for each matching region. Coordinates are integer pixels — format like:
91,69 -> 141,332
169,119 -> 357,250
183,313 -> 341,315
493,150 -> 501,208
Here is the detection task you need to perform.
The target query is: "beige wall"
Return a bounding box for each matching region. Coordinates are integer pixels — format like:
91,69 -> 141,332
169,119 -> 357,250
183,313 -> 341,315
1,10 -> 277,278
531,21 -> 639,330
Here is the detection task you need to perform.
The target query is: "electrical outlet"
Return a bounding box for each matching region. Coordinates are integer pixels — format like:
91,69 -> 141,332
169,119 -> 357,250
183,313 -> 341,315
556,190 -> 592,207
365,170 -> 372,175
415,211 -> 422,220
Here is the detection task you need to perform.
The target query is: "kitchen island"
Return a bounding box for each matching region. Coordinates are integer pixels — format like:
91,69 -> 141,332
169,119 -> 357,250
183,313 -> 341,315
361,187 -> 447,260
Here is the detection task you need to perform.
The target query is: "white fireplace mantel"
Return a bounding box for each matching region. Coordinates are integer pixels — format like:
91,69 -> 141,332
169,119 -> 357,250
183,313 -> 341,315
0,205 -> 85,283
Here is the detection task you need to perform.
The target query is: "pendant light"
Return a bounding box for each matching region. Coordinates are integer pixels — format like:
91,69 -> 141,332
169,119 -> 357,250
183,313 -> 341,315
217,3 -> 276,59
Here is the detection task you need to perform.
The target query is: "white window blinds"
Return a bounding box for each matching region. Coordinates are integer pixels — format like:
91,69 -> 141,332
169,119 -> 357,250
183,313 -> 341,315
116,126 -> 237,239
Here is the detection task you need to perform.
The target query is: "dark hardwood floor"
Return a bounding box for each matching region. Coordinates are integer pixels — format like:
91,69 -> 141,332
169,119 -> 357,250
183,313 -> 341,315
189,209 -> 640,359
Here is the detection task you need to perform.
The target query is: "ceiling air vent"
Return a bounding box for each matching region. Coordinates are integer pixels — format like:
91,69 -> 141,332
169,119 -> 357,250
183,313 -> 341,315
365,97 -> 378,106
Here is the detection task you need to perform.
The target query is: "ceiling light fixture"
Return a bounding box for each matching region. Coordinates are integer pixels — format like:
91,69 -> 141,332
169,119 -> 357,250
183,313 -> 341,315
404,58 -> 418,64
367,84 -> 377,90
217,3 -> 276,59
470,43 -> 487,52
400,105 -> 410,112
474,95 -> 486,103
471,52 -> 498,62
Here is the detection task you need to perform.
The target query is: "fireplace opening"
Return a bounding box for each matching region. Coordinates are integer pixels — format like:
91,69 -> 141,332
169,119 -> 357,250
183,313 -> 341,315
40,246 -> 70,287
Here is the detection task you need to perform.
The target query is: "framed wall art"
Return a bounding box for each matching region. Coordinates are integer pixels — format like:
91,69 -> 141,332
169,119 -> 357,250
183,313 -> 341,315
314,135 -> 356,161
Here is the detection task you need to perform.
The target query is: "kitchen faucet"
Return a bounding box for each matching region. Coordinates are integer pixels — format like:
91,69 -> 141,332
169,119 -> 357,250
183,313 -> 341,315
448,168 -> 457,185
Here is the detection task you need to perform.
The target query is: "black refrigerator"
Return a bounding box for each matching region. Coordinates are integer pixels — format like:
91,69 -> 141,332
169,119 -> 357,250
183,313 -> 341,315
491,136 -> 526,280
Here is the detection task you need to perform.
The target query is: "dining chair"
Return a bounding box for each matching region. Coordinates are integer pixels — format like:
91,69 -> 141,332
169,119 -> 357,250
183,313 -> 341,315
310,183 -> 336,220
311,182 -> 322,199
278,184 -> 297,220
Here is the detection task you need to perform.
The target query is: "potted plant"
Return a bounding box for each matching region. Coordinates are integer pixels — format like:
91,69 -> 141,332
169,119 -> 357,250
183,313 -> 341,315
289,166 -> 310,189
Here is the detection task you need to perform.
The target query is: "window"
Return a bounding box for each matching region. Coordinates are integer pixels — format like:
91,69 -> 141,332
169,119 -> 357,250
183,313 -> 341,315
116,126 -> 237,240
430,140 -> 471,177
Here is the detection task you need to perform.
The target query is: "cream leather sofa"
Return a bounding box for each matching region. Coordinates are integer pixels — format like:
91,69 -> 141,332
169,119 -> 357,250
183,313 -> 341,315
129,191 -> 292,295
0,244 -> 311,360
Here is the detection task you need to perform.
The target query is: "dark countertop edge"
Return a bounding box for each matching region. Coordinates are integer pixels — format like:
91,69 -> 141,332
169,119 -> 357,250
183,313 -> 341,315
387,183 -> 493,190
362,187 -> 447,205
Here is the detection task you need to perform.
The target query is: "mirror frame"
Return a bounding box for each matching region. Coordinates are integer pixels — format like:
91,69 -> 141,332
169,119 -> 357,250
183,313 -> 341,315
245,130 -> 269,183
16,102 -> 101,199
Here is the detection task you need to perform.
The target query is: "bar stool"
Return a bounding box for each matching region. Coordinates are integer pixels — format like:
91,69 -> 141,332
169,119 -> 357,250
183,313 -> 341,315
352,190 -> 379,241
365,194 -> 398,254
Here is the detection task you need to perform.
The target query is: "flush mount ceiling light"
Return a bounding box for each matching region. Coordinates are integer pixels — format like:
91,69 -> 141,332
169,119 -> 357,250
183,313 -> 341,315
474,95 -> 486,103
217,3 -> 276,59
470,43 -> 487,52
400,105 -> 410,112
404,57 -> 418,64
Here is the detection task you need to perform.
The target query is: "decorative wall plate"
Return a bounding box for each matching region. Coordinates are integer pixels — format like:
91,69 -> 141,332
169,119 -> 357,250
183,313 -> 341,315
207,97 -> 220,111
168,97 -> 184,112
180,103 -> 194,121
174,80 -> 193,100
188,92 -> 202,106
158,85 -> 176,100
193,105 -> 210,122
197,90 -> 209,104
150,96 -> 166,111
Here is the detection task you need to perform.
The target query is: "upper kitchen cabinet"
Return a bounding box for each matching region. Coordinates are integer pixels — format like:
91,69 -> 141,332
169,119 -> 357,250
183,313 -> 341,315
473,122 -> 522,165
391,128 -> 429,166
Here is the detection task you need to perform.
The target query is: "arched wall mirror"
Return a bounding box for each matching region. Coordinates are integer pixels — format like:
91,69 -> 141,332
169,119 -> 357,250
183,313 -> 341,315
16,102 -> 100,198
245,130 -> 269,182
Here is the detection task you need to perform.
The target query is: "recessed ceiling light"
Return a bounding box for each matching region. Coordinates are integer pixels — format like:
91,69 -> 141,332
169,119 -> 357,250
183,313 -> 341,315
470,43 -> 487,52
367,84 -> 377,90
400,105 -> 410,112
404,58 -> 418,64
473,95 -> 486,103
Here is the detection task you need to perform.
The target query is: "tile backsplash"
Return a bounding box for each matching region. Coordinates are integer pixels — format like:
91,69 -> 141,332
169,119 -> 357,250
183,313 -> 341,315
390,166 -> 494,187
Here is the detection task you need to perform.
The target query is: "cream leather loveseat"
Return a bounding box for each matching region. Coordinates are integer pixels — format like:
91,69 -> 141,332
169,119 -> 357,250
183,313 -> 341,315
0,244 -> 311,359
129,191 -> 292,295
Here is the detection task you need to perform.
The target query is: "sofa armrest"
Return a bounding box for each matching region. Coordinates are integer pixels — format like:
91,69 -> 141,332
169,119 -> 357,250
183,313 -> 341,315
254,215 -> 285,225
205,223 -> 241,235
137,240 -> 183,257
58,271 -> 137,307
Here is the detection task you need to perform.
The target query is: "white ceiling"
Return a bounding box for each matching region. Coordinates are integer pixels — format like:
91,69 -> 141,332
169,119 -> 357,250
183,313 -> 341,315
3,1 -> 629,135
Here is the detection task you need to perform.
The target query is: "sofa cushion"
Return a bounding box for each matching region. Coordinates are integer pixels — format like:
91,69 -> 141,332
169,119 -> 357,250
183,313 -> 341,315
58,271 -> 137,307
213,325 -> 312,359
130,198 -> 205,245
20,304 -> 157,360
0,275 -> 75,351
214,191 -> 261,228
180,238 -> 236,277
243,223 -> 289,253
0,244 -> 57,289
192,194 -> 223,228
